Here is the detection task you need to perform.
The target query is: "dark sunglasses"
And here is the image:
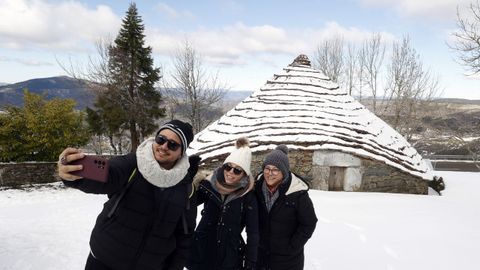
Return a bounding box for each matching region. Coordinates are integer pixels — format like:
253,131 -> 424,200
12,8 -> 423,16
223,163 -> 244,175
155,135 -> 181,151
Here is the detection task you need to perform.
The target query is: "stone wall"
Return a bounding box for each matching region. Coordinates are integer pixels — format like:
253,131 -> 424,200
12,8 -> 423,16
200,149 -> 428,195
0,162 -> 59,187
0,155 -> 113,187
360,159 -> 428,194
200,150 -> 314,181
2,151 -> 429,194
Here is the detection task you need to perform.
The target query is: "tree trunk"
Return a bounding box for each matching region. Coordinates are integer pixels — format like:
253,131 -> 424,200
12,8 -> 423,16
129,120 -> 139,152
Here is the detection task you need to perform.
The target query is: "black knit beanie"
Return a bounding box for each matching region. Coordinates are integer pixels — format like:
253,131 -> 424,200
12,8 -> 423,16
263,145 -> 290,178
156,120 -> 194,154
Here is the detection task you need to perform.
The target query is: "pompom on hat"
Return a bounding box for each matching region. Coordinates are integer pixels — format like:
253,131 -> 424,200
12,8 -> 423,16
156,120 -> 194,155
224,137 -> 252,176
263,144 -> 290,178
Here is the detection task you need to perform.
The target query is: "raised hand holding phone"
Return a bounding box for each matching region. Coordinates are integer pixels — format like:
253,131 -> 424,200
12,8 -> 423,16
69,155 -> 109,183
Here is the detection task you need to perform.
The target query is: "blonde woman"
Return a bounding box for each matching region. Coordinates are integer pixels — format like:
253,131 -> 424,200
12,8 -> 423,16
187,138 -> 258,270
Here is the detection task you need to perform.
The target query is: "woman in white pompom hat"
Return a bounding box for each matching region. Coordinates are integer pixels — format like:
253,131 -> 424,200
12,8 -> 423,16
187,137 -> 259,270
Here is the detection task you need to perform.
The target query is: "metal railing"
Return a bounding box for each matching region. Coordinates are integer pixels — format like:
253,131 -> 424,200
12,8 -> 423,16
425,155 -> 476,161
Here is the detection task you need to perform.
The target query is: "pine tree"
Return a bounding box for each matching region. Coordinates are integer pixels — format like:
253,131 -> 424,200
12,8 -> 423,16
86,94 -> 127,154
103,2 -> 164,151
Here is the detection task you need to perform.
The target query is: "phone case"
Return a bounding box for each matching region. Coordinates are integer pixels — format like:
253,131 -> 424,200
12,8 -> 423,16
70,155 -> 109,183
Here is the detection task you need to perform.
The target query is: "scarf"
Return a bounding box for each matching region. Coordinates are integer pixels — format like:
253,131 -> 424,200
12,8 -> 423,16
262,180 -> 279,212
136,137 -> 189,188
208,168 -> 254,204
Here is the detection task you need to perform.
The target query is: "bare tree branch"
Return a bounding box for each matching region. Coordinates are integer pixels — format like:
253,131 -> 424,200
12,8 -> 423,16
382,36 -> 443,140
449,0 -> 480,75
166,39 -> 228,132
345,44 -> 357,96
361,33 -> 385,113
314,36 -> 345,84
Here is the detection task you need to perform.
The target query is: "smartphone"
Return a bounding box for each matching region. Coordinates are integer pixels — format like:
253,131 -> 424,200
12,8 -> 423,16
70,155 -> 109,183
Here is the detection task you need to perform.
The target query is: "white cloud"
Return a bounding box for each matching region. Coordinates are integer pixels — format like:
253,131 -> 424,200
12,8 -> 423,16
359,0 -> 471,20
155,3 -> 194,20
146,22 -> 307,67
146,21 -> 397,67
0,56 -> 53,66
305,21 -> 397,46
0,0 -> 120,50
194,23 -> 304,56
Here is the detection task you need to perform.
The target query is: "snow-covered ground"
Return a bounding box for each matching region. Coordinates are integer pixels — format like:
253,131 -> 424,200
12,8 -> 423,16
1,171 -> 478,270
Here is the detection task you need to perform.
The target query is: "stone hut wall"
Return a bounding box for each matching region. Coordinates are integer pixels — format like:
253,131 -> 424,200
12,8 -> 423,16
199,150 -> 314,180
1,151 -> 428,194
360,160 -> 428,194
200,149 -> 428,195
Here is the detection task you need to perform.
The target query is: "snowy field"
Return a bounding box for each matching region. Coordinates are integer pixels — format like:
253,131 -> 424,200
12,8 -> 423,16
0,171 -> 478,270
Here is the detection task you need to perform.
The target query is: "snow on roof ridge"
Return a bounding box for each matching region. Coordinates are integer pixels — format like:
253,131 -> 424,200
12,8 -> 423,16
188,55 -> 432,180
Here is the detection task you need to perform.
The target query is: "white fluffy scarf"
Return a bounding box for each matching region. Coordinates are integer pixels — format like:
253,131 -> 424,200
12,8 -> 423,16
136,137 -> 189,188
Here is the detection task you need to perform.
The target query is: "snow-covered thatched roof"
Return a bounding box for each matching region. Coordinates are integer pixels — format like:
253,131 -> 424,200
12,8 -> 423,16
187,55 -> 433,180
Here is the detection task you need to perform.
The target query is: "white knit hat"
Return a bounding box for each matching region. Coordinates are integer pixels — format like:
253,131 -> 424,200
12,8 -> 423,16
224,137 -> 252,176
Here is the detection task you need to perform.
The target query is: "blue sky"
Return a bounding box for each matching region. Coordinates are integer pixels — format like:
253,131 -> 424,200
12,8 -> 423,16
0,0 -> 479,99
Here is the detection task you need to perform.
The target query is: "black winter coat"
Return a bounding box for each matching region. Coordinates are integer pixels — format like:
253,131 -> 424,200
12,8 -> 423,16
187,178 -> 259,270
254,173 -> 317,270
63,153 -> 199,270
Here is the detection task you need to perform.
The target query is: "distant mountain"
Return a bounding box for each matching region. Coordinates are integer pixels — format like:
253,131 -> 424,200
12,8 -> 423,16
224,90 -> 253,100
434,98 -> 480,105
0,76 -> 96,109
218,90 -> 253,111
6,76 -> 477,113
0,82 -> 8,86
0,77 -> 254,111
355,96 -> 480,104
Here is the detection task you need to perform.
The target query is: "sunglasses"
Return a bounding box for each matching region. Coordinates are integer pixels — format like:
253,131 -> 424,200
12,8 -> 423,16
223,163 -> 244,175
155,134 -> 182,151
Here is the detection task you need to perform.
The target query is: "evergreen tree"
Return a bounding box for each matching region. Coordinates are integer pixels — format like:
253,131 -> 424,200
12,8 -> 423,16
0,90 -> 90,162
86,93 -> 127,154
101,2 -> 164,151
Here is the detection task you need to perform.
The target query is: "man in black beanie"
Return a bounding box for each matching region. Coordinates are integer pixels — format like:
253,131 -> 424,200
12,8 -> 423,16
57,119 -> 200,270
156,119 -> 194,156
254,145 -> 317,270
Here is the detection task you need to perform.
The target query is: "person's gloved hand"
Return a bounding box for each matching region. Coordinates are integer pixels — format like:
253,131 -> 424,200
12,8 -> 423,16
188,155 -> 201,177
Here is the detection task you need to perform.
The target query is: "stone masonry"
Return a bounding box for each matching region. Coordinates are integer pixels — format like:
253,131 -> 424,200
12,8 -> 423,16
0,162 -> 58,187
1,150 -> 428,194
199,149 -> 428,195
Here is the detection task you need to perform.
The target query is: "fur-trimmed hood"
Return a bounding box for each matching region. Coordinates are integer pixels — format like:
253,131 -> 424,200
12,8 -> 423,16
285,173 -> 309,195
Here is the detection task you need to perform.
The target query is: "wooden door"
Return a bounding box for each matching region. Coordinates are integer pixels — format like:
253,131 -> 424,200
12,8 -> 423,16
328,167 -> 345,191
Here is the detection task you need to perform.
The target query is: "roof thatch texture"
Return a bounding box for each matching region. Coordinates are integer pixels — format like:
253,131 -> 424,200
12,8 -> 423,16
187,55 -> 432,180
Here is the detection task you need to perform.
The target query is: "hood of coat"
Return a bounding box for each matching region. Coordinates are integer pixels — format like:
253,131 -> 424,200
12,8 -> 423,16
285,173 -> 309,195
136,137 -> 190,188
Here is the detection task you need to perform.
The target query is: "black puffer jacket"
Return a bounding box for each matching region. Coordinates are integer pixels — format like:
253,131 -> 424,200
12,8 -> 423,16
187,175 -> 259,270
63,153 -> 199,270
254,173 -> 317,270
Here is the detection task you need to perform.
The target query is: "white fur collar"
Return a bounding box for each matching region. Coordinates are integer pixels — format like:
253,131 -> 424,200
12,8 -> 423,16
136,137 -> 189,188
286,173 -> 309,195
